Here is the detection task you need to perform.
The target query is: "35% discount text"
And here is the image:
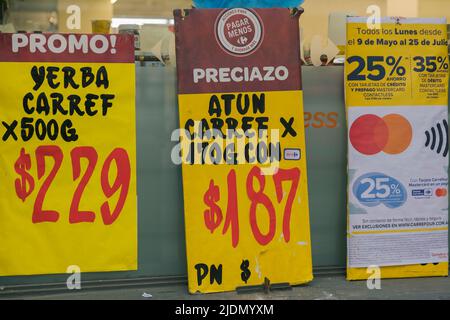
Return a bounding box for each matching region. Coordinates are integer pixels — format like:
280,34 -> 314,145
14,145 -> 131,225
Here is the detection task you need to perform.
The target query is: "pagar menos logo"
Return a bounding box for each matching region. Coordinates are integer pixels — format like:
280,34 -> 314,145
350,114 -> 412,155
215,8 -> 264,57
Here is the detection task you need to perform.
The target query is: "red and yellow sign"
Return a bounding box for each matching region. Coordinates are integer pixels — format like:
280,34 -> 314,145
175,8 -> 312,293
0,33 -> 137,276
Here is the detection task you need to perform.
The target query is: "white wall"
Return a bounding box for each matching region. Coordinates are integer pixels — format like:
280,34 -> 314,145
387,0 -> 418,17
301,0 -> 387,42
419,0 -> 450,22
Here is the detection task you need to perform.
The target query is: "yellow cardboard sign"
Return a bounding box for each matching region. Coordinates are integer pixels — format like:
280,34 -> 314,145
178,91 -> 312,293
0,34 -> 137,276
175,8 -> 313,293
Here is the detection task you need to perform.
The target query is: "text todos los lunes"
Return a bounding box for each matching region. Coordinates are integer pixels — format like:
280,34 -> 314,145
357,27 -> 444,36
3,65 -> 114,143
354,27 -> 447,47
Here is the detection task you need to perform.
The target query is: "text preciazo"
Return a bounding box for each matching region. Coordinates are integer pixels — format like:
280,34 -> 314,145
193,66 -> 289,83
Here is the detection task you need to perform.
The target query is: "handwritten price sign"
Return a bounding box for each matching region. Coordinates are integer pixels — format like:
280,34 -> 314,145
0,33 -> 137,276
15,146 -> 130,224
203,167 -> 300,247
175,9 -> 313,293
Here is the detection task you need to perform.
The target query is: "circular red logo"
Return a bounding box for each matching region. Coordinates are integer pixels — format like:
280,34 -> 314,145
349,114 -> 412,155
215,8 -> 264,57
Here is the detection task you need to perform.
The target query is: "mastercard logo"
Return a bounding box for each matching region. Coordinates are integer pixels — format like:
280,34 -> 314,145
436,188 -> 447,197
350,114 -> 413,155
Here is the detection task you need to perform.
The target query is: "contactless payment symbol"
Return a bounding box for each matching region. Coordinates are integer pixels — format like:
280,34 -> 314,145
353,172 -> 407,208
215,8 -> 264,56
350,114 -> 412,155
425,119 -> 448,157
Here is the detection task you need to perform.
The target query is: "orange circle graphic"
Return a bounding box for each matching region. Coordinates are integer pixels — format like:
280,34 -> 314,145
382,114 -> 412,154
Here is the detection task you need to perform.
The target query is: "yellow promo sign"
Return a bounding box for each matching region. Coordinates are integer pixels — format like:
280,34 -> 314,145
0,34 -> 137,276
345,17 -> 449,280
175,8 -> 312,293
346,19 -> 448,107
